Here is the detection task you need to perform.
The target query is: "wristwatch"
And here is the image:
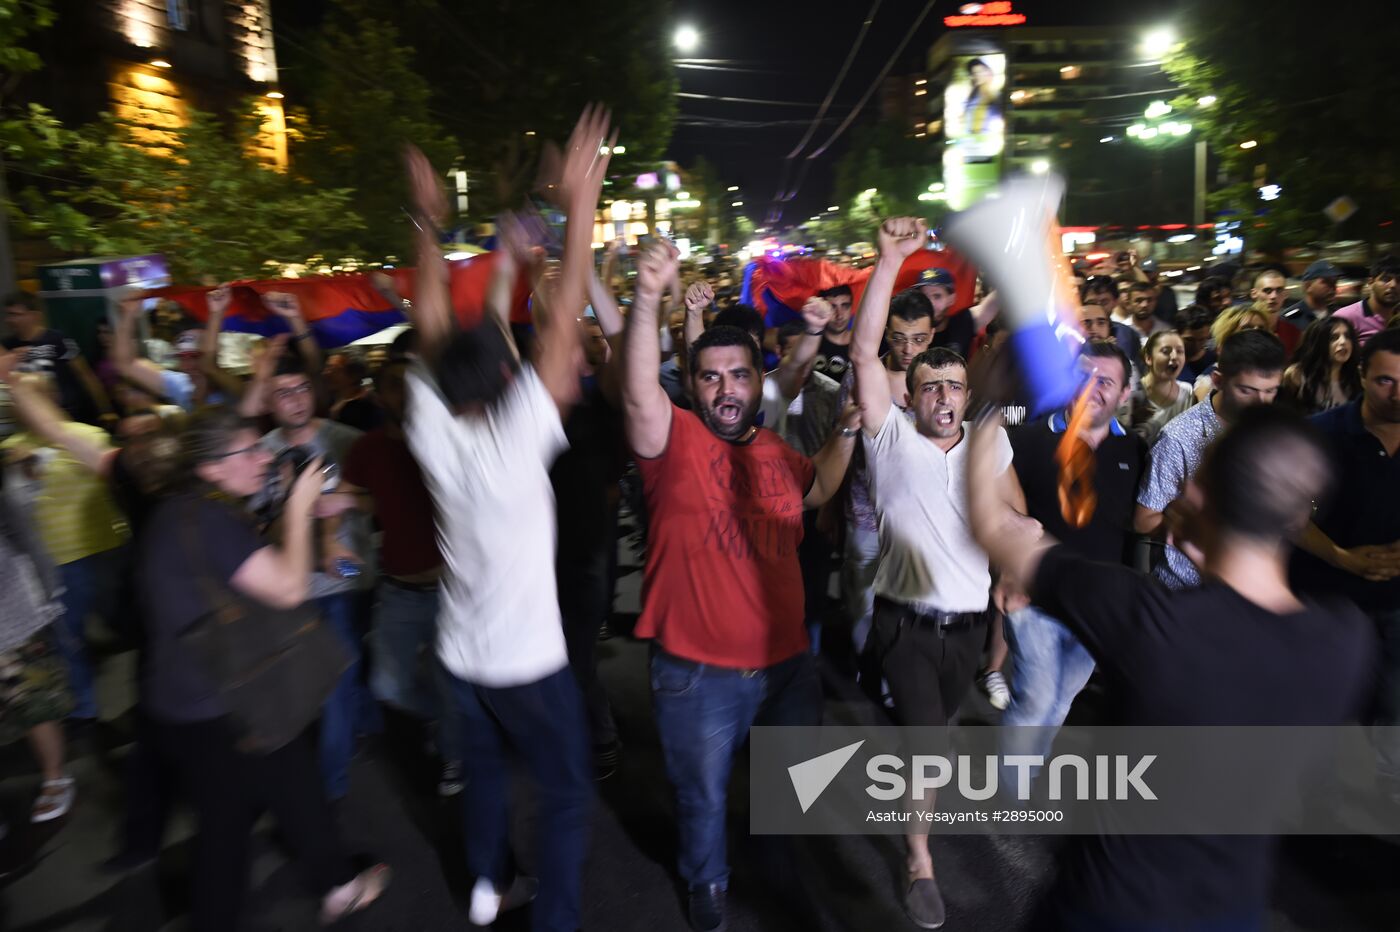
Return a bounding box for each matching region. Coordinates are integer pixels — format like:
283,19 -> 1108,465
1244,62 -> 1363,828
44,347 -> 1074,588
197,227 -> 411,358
840,426 -> 859,438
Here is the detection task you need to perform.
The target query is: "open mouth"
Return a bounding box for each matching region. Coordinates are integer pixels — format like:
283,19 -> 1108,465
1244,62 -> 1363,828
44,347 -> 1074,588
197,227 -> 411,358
933,407 -> 956,428
714,400 -> 743,424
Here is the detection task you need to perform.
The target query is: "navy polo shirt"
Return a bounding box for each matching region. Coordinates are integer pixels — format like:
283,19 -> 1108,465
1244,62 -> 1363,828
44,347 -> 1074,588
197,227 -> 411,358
1290,400 -> 1400,613
1010,411 -> 1147,566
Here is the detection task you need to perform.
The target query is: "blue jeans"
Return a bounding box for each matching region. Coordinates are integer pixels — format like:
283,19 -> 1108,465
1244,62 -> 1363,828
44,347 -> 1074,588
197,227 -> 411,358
650,648 -> 822,890
367,582 -> 462,762
1371,609 -> 1400,796
1002,606 -> 1096,778
318,593 -> 368,801
55,551 -> 116,719
448,666 -> 591,932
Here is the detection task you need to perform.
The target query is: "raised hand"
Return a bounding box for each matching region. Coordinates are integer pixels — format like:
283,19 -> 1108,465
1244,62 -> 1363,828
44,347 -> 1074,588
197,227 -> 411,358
801,295 -> 834,334
684,281 -> 714,315
252,333 -> 290,381
118,290 -> 145,322
877,217 -> 928,261
285,455 -> 326,521
636,240 -> 680,300
207,284 -> 232,317
557,104 -> 616,208
262,291 -> 302,320
404,144 -> 448,227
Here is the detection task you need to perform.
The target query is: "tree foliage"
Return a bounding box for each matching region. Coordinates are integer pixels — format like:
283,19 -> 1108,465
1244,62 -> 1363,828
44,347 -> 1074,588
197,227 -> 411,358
375,0 -> 678,214
290,0 -> 458,262
1164,0 -> 1400,251
0,0 -> 53,81
8,104 -> 361,282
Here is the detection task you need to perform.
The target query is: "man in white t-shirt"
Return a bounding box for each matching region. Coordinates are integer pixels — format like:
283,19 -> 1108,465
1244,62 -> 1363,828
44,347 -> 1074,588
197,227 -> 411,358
851,217 -> 1020,930
401,108 -> 610,931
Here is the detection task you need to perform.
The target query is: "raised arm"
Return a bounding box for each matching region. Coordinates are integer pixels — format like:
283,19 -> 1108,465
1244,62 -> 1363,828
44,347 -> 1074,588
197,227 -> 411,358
403,144 -> 454,362
968,411 -> 1051,590
623,240 -> 680,458
262,292 -> 322,376
775,296 -> 833,401
238,333 -> 289,418
533,104 -> 614,413
113,293 -> 172,399
1,357 -> 116,477
970,289 -> 1001,331
852,217 -> 926,436
682,280 -> 711,350
198,285 -> 246,402
230,455 -> 323,609
803,404 -> 861,507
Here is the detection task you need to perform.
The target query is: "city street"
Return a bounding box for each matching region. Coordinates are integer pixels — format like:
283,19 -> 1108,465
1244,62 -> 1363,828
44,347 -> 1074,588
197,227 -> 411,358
2,552 -> 1398,932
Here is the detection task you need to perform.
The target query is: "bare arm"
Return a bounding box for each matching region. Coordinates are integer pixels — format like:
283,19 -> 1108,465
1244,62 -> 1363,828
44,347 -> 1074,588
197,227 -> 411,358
969,290 -> 1001,331
1298,521 -> 1400,581
803,405 -> 860,507
852,217 -> 927,436
1133,503 -> 1164,536
403,145 -> 455,363
623,241 -> 679,459
113,294 -> 171,399
6,371 -> 117,477
968,413 -> 1052,591
238,334 -> 289,418
534,104 -> 614,413
775,297 -> 832,402
229,457 -> 324,609
198,286 -> 245,401
262,292 -> 322,376
682,280 -> 711,350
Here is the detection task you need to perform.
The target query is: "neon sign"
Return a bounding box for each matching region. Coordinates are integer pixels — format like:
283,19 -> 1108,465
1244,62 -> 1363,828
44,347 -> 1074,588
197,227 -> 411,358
944,2 -> 1027,27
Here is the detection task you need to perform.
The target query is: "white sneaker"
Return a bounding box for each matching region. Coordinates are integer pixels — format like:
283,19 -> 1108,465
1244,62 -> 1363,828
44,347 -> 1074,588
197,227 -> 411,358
980,671 -> 1010,711
469,877 -> 501,926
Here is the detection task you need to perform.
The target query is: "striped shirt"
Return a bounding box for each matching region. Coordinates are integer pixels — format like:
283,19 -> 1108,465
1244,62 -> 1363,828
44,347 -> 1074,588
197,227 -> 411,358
0,426 -> 129,565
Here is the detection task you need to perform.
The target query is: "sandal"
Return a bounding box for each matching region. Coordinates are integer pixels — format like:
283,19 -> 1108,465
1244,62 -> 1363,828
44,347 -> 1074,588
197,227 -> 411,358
31,775 -> 75,824
319,863 -> 391,925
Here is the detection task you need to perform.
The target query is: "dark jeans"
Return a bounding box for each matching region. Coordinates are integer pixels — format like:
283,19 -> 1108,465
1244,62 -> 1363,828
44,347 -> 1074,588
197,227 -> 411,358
318,592 -> 376,801
146,716 -> 354,932
54,550 -> 118,719
650,648 -> 822,890
559,531 -> 619,749
798,509 -> 834,655
448,666 -> 592,932
864,597 -> 986,726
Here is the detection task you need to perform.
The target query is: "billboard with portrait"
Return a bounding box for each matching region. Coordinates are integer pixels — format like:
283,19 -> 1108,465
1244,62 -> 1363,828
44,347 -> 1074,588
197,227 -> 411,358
942,53 -> 1006,209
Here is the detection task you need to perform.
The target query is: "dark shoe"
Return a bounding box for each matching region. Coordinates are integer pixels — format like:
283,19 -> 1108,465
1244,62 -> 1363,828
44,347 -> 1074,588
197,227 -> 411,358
687,883 -> 726,932
905,876 -> 946,929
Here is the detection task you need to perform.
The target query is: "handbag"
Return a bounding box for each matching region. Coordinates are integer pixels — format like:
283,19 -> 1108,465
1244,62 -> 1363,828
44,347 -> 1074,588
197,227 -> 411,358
177,499 -> 351,753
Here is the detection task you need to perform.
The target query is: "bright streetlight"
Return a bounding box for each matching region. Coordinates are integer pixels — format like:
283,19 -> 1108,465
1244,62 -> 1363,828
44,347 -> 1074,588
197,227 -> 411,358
1030,159 -> 1050,175
726,185 -> 739,192
1197,95 -> 1217,107
1144,100 -> 1172,120
827,205 -> 839,211
731,201 -> 744,207
674,25 -> 699,53
1239,139 -> 1258,149
1139,27 -> 1175,59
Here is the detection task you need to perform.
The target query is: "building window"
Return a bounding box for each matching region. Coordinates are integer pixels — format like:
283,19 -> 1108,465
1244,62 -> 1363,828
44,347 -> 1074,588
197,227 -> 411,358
167,0 -> 191,31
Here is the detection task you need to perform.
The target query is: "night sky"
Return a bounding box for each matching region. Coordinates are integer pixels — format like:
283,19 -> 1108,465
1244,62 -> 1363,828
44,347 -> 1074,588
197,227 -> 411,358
274,0 -> 1181,221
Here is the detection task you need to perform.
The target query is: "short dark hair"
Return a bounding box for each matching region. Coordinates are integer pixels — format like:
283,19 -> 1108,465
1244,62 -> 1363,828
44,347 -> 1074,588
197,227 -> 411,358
818,285 -> 853,301
2,291 -> 38,312
183,405 -> 258,468
776,321 -> 805,354
1216,328 -> 1285,378
1127,280 -> 1156,296
436,321 -> 522,408
1195,277 -> 1230,305
1085,276 -> 1119,299
273,351 -> 310,380
1361,327 -> 1400,374
389,327 -> 420,360
1079,339 -> 1132,386
1371,254 -> 1400,280
890,289 -> 934,325
1174,303 -> 1213,331
689,324 -> 765,376
905,346 -> 966,398
711,305 -> 765,345
1200,405 -> 1332,543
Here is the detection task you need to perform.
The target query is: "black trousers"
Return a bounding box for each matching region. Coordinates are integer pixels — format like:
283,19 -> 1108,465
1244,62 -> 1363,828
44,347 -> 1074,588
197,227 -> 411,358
146,716 -> 355,932
864,597 -> 986,726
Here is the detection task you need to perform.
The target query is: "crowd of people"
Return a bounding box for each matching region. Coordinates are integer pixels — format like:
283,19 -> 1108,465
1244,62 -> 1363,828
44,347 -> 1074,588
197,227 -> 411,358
0,104 -> 1398,932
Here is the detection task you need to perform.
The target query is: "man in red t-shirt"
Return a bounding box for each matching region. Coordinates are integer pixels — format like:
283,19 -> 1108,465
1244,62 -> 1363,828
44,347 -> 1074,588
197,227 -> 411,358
334,359 -> 463,797
622,240 -> 860,932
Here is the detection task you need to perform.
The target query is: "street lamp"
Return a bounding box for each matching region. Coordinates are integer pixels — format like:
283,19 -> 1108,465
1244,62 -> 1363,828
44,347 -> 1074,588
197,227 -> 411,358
674,25 -> 699,53
1139,27 -> 1175,59
1197,95 -> 1217,107
1030,159 -> 1050,175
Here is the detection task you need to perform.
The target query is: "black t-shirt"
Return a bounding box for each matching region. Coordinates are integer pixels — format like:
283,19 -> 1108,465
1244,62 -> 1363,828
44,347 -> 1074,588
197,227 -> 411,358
812,334 -> 853,383
551,378 -> 626,570
1010,416 -> 1145,565
932,310 -> 975,358
138,493 -> 262,723
3,328 -> 90,419
1180,348 -> 1217,385
1032,546 -> 1376,925
334,397 -> 385,434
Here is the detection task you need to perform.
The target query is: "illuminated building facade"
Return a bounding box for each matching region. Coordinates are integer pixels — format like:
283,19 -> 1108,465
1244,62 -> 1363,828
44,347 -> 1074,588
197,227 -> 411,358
24,1 -> 287,167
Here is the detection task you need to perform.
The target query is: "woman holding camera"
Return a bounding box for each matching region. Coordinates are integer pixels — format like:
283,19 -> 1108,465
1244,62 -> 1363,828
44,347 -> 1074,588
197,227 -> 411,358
137,406 -> 388,931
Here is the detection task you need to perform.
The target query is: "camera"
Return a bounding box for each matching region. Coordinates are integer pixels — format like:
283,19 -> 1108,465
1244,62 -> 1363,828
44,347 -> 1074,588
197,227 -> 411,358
273,445 -> 340,495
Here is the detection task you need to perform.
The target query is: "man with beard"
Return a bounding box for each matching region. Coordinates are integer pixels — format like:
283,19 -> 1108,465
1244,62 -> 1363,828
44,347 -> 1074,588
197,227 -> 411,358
1335,255 -> 1400,346
850,217 -> 1020,929
622,239 -> 859,932
1293,327 -> 1400,800
1123,281 -> 1170,341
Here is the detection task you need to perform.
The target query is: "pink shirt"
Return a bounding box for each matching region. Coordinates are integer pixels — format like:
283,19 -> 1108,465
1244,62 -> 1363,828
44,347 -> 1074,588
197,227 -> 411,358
1333,299 -> 1394,346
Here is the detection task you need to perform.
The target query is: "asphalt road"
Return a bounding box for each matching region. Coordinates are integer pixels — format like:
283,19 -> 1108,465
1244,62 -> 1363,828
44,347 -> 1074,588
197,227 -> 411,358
2,549 -> 1398,931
